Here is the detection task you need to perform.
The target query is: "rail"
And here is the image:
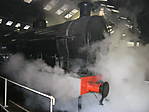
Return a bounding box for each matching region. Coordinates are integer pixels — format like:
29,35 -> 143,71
0,75 -> 56,112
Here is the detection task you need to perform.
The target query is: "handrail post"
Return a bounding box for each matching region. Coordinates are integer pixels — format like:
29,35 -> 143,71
50,99 -> 53,112
4,79 -> 8,108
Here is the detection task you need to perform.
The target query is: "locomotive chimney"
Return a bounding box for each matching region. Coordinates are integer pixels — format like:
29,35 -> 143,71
78,1 -> 93,17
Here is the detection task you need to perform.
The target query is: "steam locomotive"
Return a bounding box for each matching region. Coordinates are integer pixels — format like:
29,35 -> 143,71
1,1 -> 109,111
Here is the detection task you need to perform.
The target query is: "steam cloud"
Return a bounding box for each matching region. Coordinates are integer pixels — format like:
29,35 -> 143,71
3,55 -> 80,111
87,23 -> 149,112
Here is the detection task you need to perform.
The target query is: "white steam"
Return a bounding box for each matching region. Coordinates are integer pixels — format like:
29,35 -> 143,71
4,54 -> 80,111
87,23 -> 149,112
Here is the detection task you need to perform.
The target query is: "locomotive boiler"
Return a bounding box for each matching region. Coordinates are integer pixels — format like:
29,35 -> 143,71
3,1 -> 106,70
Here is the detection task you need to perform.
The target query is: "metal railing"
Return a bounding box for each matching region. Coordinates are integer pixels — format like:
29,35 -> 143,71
0,104 -> 9,112
0,75 -> 56,112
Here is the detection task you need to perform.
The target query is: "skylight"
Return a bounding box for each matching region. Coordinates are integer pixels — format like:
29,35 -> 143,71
111,9 -> 120,13
0,19 -> 2,24
55,4 -> 69,15
24,25 -> 30,30
44,0 -> 59,11
64,13 -> 73,19
15,23 -> 21,28
99,0 -> 108,1
64,9 -> 79,19
6,21 -> 13,26
106,5 -> 115,8
24,0 -> 32,4
56,9 -> 64,15
44,4 -> 52,11
71,9 -> 79,14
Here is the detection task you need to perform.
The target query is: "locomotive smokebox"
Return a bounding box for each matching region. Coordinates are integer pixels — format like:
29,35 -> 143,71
78,1 -> 93,17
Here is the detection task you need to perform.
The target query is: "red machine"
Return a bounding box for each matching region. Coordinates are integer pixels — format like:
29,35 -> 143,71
79,75 -> 109,105
80,75 -> 103,95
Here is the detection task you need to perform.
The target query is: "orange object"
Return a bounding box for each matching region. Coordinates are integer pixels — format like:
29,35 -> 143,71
80,75 -> 103,95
